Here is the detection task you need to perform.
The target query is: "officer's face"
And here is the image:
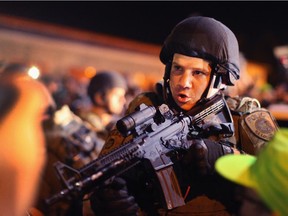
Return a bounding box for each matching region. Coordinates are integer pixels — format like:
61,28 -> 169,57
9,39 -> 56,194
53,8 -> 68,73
106,87 -> 127,115
169,53 -> 211,111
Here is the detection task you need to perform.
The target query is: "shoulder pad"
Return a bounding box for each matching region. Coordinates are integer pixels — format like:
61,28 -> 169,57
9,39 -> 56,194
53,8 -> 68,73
244,109 -> 278,142
100,128 -> 128,155
239,108 -> 278,154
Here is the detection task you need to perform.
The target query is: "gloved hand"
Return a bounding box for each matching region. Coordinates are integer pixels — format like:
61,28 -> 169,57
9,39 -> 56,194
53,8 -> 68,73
90,177 -> 139,216
181,139 -> 233,175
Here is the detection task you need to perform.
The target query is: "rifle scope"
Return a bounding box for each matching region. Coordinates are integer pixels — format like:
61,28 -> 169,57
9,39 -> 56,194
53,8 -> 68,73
116,104 -> 156,136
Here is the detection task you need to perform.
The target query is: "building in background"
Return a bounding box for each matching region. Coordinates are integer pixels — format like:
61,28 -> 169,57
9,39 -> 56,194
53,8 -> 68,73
0,14 -> 163,91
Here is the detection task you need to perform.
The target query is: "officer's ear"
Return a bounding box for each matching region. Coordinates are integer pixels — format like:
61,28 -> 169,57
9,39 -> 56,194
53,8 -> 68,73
94,92 -> 107,106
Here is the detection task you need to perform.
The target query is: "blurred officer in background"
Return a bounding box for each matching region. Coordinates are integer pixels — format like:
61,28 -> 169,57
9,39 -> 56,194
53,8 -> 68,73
80,70 -> 127,141
34,70 -> 127,216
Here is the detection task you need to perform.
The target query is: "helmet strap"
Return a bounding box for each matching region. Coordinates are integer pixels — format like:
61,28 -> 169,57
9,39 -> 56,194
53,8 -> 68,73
203,74 -> 222,99
163,62 -> 172,103
94,92 -> 113,115
200,64 -> 227,101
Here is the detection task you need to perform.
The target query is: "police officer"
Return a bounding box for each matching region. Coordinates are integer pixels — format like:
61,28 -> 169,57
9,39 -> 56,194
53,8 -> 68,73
89,16 -> 278,216
80,70 -> 127,139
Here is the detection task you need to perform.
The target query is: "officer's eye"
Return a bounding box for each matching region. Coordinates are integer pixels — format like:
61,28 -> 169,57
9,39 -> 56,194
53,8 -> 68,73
172,65 -> 182,71
171,64 -> 183,75
193,70 -> 209,77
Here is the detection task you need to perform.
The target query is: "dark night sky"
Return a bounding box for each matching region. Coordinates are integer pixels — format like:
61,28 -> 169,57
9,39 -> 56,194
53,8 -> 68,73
0,1 -> 288,66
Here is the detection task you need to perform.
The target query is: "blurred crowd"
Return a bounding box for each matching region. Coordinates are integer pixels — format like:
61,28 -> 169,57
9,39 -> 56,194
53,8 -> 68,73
223,53 -> 288,109
30,53 -> 288,118
0,62 -> 144,216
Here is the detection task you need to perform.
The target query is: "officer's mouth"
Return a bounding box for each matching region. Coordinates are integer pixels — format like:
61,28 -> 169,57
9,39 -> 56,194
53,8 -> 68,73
176,93 -> 191,103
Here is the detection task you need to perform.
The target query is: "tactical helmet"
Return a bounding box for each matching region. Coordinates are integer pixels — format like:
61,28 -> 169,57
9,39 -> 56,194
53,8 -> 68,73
160,16 -> 240,100
87,70 -> 127,105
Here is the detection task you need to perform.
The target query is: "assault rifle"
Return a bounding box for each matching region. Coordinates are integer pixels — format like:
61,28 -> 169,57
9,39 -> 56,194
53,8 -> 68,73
45,94 -> 233,210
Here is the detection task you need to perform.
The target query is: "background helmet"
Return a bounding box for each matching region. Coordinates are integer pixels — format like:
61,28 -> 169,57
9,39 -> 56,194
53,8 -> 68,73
87,70 -> 127,106
160,16 -> 240,101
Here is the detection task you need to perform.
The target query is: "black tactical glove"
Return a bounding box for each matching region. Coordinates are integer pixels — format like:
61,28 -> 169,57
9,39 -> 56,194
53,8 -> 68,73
90,177 -> 140,216
182,139 -> 233,175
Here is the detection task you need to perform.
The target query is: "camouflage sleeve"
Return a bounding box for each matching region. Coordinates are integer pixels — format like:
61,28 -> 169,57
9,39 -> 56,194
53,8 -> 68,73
227,96 -> 279,155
